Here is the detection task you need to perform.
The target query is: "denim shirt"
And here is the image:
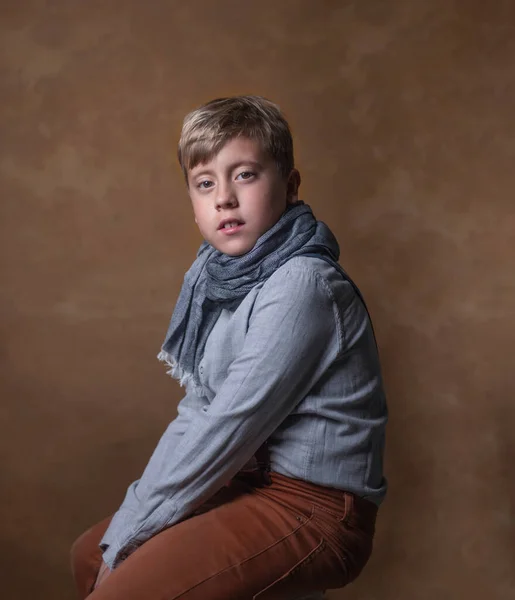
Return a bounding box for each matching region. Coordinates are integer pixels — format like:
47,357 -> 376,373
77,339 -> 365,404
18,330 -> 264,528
100,256 -> 388,569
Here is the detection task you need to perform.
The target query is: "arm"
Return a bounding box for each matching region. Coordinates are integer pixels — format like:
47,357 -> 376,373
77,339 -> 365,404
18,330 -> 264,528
99,388 -> 207,555
103,264 -> 341,569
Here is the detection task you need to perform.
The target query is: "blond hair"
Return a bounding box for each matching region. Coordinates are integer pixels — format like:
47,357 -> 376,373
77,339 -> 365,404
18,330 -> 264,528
178,95 -> 294,182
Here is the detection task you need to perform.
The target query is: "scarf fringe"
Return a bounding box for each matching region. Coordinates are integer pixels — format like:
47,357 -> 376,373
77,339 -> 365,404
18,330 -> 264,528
157,350 -> 194,388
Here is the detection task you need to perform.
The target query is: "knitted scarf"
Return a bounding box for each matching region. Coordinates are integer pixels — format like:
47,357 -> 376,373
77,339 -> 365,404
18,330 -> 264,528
157,202 -> 340,390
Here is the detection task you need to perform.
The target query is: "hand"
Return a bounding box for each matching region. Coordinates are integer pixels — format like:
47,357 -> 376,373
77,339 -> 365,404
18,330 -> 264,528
94,561 -> 112,589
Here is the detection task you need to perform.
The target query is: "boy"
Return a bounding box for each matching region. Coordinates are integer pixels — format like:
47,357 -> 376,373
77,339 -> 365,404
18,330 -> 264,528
71,95 -> 387,600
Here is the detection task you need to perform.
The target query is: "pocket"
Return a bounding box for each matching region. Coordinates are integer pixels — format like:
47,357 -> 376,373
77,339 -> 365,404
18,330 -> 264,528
311,502 -> 375,584
252,488 -> 315,525
340,495 -> 378,537
310,491 -> 352,523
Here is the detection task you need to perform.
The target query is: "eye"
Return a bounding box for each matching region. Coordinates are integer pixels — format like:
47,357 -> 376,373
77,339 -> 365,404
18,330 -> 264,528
236,171 -> 255,181
197,180 -> 214,190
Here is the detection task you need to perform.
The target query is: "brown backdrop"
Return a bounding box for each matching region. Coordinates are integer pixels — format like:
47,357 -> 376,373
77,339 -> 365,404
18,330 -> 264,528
1,1 -> 514,599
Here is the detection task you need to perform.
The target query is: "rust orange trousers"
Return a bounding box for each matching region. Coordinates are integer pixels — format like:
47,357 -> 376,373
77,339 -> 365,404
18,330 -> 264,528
70,471 -> 377,600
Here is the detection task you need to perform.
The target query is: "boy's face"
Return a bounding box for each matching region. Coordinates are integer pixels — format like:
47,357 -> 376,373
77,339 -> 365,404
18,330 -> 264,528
187,137 -> 300,256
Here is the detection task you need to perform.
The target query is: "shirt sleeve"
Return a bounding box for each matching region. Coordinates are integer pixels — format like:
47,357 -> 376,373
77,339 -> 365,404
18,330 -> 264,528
102,263 -> 342,569
99,387 -> 207,559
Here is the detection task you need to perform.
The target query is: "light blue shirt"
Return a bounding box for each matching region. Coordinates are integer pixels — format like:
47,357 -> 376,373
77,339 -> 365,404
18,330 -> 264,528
100,256 -> 388,568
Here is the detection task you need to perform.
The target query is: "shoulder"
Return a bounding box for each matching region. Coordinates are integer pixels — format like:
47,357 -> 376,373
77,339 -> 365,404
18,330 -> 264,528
264,256 -> 335,298
249,257 -> 349,350
244,257 -> 345,355
262,256 -> 356,309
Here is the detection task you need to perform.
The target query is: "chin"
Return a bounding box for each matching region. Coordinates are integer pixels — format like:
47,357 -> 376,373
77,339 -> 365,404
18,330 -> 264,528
217,240 -> 256,257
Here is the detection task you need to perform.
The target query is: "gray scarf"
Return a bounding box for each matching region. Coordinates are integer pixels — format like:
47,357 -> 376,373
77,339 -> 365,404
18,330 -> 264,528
157,202 -> 340,391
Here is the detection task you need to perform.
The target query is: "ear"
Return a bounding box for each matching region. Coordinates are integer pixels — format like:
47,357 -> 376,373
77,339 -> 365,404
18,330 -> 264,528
286,169 -> 301,204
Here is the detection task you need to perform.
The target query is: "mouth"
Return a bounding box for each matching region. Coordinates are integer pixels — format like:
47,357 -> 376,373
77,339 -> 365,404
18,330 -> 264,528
218,218 -> 245,234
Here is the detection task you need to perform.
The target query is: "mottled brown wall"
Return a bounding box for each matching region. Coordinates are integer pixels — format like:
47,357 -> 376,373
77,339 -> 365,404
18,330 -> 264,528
1,1 -> 514,599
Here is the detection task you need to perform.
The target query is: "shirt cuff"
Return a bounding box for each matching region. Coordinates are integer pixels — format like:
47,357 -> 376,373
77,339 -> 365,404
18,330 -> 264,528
101,500 -> 178,569
101,538 -> 142,570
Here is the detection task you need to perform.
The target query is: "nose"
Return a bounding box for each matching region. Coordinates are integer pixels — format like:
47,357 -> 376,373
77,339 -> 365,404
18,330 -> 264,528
215,181 -> 238,210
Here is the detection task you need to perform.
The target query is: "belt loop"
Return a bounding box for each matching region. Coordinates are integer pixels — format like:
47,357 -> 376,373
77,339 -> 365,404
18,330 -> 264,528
341,491 -> 354,523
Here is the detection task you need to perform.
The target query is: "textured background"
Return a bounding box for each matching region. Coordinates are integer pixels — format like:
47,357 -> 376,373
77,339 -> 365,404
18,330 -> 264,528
1,1 -> 514,599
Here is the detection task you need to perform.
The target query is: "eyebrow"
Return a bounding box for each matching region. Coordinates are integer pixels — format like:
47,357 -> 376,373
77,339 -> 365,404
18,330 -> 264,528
191,160 -> 263,178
